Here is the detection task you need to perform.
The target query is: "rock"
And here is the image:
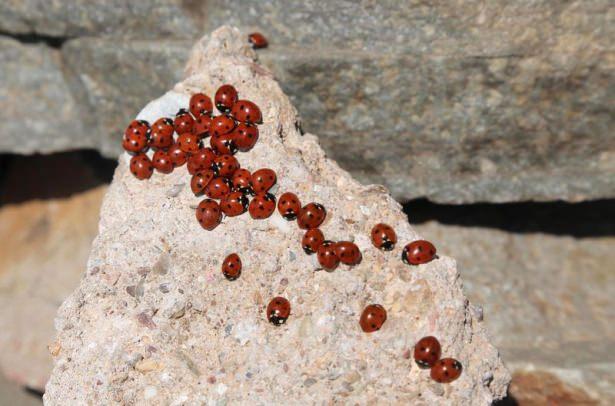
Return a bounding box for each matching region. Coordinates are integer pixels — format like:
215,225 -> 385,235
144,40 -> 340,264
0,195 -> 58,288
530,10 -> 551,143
43,27 -> 509,404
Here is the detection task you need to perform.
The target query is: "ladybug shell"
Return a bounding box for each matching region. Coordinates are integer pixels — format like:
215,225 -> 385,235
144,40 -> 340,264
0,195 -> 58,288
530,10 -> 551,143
302,228 -> 324,255
193,115 -> 212,138
316,240 -> 339,270
222,253 -> 242,280
177,132 -> 201,154
233,123 -> 259,152
205,177 -> 232,199
124,119 -> 150,139
334,241 -> 362,265
211,114 -> 236,137
122,120 -> 150,153
210,132 -> 238,155
187,147 -> 216,175
149,118 -> 174,150
168,143 -> 187,167
231,99 -> 263,124
221,191 -> 249,217
129,154 -> 154,180
231,168 -> 253,194
414,336 -> 442,369
190,169 -> 215,196
430,358 -> 463,384
248,32 -> 268,49
359,304 -> 387,333
196,199 -> 222,230
189,93 -> 213,117
152,150 -> 174,174
297,203 -> 326,229
371,223 -> 397,251
174,109 -> 194,134
266,297 -> 290,326
277,192 -> 301,220
215,84 -> 238,113
212,154 -> 240,178
402,240 -> 437,265
248,192 -> 276,219
251,168 -> 276,193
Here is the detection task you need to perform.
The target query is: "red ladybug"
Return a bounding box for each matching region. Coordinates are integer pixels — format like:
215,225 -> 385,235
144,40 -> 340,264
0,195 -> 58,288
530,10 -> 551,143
249,192 -> 276,219
205,177 -> 232,199
221,191 -> 249,217
196,199 -> 222,230
248,32 -> 268,49
430,358 -> 462,384
168,143 -> 187,167
232,123 -> 259,152
231,169 -> 253,194
222,253 -> 242,280
316,240 -> 339,270
152,150 -> 173,174
174,109 -> 194,134
190,169 -> 215,195
210,132 -> 238,155
215,84 -> 238,113
302,228 -> 324,255
402,240 -> 437,265
149,118 -> 174,150
297,203 -> 326,229
371,223 -> 397,251
189,93 -> 213,117
193,115 -> 212,138
122,119 -> 150,153
359,304 -> 387,333
251,168 -> 276,193
414,336 -> 442,369
212,154 -> 240,178
231,100 -> 263,124
334,241 -> 362,265
266,297 -> 290,326
129,154 -> 154,180
211,114 -> 236,137
187,147 -> 216,175
277,192 -> 301,220
177,132 -> 201,154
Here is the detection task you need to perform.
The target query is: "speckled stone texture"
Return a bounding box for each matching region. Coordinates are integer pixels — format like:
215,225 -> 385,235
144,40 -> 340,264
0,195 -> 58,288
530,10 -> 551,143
44,27 -> 508,405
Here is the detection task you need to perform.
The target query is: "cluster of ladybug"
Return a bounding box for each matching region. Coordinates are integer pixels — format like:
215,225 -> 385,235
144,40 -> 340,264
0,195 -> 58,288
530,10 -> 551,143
414,336 -> 463,383
121,79 -> 461,383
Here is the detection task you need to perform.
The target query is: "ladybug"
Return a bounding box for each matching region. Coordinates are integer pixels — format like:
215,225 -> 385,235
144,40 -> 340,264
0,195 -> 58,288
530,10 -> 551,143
430,358 -> 462,384
334,241 -> 362,265
174,108 -> 194,134
210,132 -> 238,155
297,203 -> 326,229
359,304 -> 387,333
149,118 -> 174,150
402,240 -> 437,265
316,240 -> 339,270
193,115 -> 212,138
177,132 -> 201,154
266,297 -> 290,326
221,191 -> 249,217
371,223 -> 397,251
215,84 -> 238,113
190,169 -> 215,195
301,228 -> 324,255
187,147 -> 216,175
205,177 -> 232,199
414,336 -> 442,369
189,93 -> 213,117
248,192 -> 276,219
231,99 -> 263,124
122,119 -> 150,153
196,199 -> 222,230
248,32 -> 268,49
222,253 -> 242,280
231,169 -> 253,194
233,123 -> 259,152
211,114 -> 236,137
168,142 -> 187,167
277,192 -> 301,220
251,168 -> 276,193
152,150 -> 174,174
129,154 -> 154,180
212,154 -> 240,178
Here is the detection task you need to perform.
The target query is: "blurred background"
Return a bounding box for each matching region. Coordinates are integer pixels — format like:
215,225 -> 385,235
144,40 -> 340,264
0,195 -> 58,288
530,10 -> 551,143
0,1 -> 613,404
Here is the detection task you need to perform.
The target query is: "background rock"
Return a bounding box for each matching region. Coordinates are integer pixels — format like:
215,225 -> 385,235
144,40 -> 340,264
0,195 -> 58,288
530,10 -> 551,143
0,1 -> 613,203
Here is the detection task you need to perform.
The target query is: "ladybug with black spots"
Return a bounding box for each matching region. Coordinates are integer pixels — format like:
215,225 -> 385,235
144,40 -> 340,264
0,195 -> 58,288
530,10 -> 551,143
211,114 -> 236,137
277,192 -> 301,220
231,168 -> 253,194
334,241 -> 362,265
233,123 -> 259,152
402,240 -> 437,265
359,304 -> 387,333
212,154 -> 240,178
297,203 -> 326,229
414,336 -> 442,369
302,228 -> 324,255
431,358 -> 463,384
316,240 -> 339,270
210,132 -> 238,155
249,192 -> 276,219
205,177 -> 232,199
149,118 -> 174,150
251,168 -> 276,193
189,93 -> 213,117
371,223 -> 397,251
215,84 -> 238,113
231,99 -> 263,124
190,169 -> 215,196
152,150 -> 173,174
177,132 -> 201,154
174,108 -> 194,134
221,191 -> 249,217
193,115 -> 212,138
196,199 -> 222,230
129,154 -> 153,180
266,297 -> 290,325
187,147 -> 215,175
168,142 -> 187,167
122,119 -> 150,153
222,253 -> 242,280
248,32 -> 268,49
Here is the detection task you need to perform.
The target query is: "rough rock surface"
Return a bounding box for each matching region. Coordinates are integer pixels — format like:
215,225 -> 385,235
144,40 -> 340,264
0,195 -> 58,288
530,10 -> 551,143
44,28 -> 509,404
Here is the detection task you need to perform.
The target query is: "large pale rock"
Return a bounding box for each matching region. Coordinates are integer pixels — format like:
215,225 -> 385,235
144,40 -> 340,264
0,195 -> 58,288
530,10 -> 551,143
44,27 -> 508,404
